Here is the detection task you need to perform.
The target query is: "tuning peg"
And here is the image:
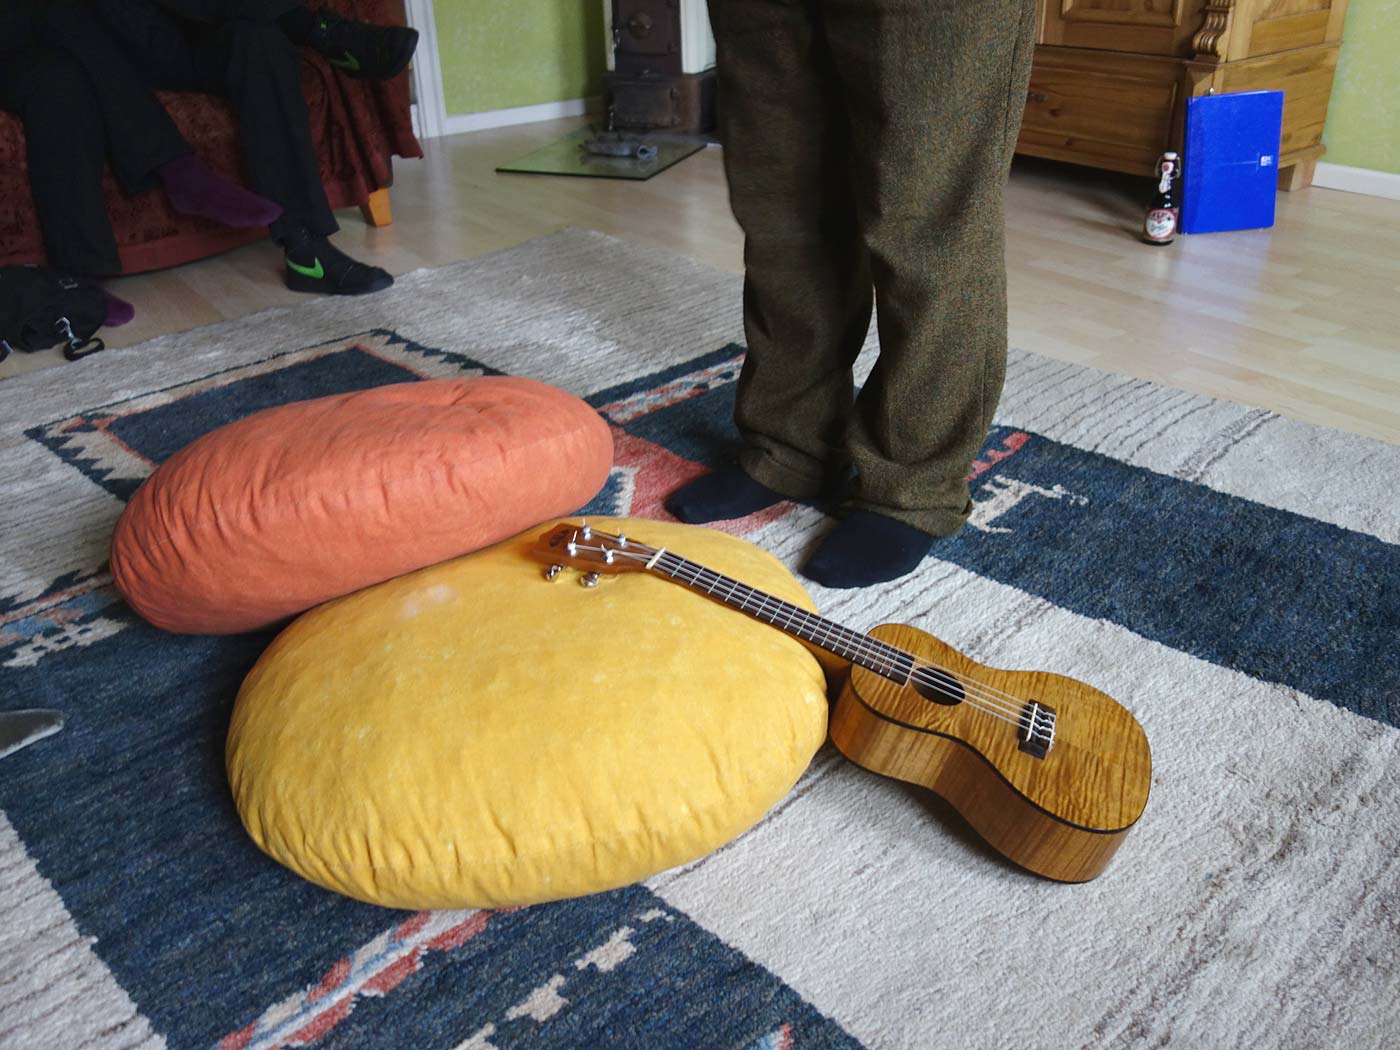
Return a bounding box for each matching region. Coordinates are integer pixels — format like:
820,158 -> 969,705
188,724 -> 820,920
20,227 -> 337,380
581,520 -> 592,540
580,572 -> 600,588
545,564 -> 563,580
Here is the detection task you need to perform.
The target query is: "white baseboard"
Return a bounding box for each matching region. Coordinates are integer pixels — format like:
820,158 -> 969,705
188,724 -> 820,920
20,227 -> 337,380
437,97 -> 603,139
1312,162 -> 1400,201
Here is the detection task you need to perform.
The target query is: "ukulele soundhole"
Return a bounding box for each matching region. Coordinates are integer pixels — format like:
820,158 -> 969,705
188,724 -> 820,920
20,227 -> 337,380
912,666 -> 964,706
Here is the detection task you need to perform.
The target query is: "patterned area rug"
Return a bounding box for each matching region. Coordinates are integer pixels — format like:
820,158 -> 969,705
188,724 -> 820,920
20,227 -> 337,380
1,230 -> 1397,1050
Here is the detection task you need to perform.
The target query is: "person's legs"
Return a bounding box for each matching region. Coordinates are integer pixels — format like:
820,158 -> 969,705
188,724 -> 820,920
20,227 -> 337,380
799,0 -> 1038,586
149,0 -> 419,78
0,45 -> 123,277
199,17 -> 393,293
183,18 -> 338,240
104,4 -> 391,295
38,0 -> 186,194
37,0 -> 282,230
667,0 -> 872,523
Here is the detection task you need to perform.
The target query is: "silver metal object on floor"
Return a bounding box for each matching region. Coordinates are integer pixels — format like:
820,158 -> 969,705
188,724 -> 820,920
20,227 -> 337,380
0,710 -> 64,760
496,127 -> 704,181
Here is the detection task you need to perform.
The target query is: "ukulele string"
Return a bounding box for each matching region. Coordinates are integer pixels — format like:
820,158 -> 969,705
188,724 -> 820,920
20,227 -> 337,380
577,541 -> 1041,734
640,549 -> 1036,721
660,560 -> 1047,739
567,537 -> 1050,741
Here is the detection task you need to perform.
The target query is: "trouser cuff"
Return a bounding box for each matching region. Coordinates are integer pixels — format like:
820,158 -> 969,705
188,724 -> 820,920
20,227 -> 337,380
737,445 -> 830,502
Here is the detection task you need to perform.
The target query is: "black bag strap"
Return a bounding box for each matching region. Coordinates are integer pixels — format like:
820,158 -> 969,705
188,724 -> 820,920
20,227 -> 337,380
0,267 -> 107,363
55,315 -> 106,361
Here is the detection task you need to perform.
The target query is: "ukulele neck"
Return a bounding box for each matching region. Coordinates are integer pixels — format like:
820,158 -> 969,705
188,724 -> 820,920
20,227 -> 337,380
646,549 -> 912,682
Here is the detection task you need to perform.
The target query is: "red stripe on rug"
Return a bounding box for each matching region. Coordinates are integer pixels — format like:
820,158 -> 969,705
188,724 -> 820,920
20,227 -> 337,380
394,911 -> 434,940
217,1021 -> 257,1050
427,911 -> 489,951
610,428 -> 796,537
362,948 -> 422,996
285,996 -> 354,1046
968,431 -> 1029,479
306,957 -> 350,1003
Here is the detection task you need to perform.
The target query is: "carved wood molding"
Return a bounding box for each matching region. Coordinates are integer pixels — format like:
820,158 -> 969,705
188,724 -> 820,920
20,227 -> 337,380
1193,0 -> 1236,60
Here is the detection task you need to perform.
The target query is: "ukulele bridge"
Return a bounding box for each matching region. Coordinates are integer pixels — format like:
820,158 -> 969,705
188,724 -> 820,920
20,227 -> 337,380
1018,701 -> 1057,759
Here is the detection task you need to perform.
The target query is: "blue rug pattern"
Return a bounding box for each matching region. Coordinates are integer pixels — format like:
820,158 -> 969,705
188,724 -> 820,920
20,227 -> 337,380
1,327 -> 1397,1048
3,331 -> 859,1050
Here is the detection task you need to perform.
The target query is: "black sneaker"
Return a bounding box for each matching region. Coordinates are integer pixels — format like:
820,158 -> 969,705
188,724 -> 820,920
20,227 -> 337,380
308,10 -> 419,80
283,233 -> 393,296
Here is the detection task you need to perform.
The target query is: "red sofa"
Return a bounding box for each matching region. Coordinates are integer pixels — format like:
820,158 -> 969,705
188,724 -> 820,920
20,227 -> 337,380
0,0 -> 422,274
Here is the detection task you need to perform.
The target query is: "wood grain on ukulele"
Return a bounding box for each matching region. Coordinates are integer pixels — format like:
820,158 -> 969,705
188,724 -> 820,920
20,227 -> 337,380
534,522 -> 1152,882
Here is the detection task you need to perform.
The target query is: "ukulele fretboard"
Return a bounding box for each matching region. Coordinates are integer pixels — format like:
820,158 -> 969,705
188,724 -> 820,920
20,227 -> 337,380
651,552 -> 914,682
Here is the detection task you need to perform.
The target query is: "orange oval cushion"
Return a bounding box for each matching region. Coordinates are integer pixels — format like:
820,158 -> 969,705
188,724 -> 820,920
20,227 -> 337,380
111,378 -> 613,634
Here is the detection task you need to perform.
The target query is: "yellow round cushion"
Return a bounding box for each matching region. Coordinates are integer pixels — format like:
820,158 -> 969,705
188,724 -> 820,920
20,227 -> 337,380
227,517 -> 829,910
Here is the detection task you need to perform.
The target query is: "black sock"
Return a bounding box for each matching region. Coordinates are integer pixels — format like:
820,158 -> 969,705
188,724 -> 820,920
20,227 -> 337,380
802,510 -> 935,588
665,466 -> 786,523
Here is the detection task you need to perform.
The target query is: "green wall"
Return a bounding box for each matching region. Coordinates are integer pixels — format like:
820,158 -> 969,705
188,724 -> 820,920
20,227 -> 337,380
425,1 -> 1397,174
434,0 -> 606,116
1323,0 -> 1400,174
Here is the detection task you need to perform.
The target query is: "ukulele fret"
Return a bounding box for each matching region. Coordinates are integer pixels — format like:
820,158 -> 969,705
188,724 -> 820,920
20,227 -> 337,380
661,555 -> 912,683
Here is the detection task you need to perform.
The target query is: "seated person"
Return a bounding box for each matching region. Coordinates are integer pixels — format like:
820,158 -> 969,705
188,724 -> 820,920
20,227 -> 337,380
84,0 -> 419,297
0,0 -> 283,323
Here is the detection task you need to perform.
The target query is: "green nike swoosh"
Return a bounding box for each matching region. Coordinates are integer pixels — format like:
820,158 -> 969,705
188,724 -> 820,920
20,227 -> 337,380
328,51 -> 361,73
287,257 -> 325,280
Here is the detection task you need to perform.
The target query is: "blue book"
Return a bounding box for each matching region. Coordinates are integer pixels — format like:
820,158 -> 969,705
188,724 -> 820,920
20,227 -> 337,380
1181,90 -> 1284,234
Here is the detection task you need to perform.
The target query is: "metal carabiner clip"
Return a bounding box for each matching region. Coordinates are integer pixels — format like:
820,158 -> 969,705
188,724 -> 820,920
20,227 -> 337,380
55,316 -> 104,361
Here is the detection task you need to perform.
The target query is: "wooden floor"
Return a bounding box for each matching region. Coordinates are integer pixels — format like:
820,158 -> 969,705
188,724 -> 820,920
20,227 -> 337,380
5,117 -> 1398,445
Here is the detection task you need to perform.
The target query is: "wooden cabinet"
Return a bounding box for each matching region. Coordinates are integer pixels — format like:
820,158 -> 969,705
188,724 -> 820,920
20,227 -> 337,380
1040,0 -> 1203,56
1015,0 -> 1348,189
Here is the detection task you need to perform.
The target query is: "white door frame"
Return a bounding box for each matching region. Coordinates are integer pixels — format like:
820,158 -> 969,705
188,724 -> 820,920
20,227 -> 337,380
402,0 -> 625,140
404,0 -> 447,139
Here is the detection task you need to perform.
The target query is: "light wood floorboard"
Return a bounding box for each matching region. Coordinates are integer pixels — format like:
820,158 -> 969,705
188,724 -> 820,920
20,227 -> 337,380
4,117 -> 1397,445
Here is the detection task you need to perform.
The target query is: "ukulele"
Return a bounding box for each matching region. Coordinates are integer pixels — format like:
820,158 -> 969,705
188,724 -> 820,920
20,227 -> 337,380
532,522 -> 1151,882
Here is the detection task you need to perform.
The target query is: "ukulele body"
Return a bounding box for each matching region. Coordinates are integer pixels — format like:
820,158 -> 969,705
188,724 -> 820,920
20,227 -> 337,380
828,623 -> 1152,882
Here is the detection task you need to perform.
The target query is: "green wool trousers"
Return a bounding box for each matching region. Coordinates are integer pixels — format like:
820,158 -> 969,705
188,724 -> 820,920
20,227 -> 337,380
710,0 -> 1037,536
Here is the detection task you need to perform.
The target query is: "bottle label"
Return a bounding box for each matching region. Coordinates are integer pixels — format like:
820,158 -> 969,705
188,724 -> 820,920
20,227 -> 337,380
1145,208 -> 1177,242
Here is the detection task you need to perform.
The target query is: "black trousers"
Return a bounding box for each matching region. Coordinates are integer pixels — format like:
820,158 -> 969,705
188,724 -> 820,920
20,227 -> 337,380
92,0 -> 337,239
0,1 -> 191,274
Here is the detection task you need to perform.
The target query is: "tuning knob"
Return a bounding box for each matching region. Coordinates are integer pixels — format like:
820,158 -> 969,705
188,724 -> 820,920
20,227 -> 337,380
580,572 -> 600,588
545,564 -> 563,580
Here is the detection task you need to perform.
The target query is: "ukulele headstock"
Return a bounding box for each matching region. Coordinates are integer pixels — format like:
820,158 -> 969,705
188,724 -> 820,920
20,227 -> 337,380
532,522 -> 656,584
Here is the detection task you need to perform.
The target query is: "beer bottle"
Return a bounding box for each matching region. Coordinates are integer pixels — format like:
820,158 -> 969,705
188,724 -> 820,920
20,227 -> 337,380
1143,152 -> 1180,246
